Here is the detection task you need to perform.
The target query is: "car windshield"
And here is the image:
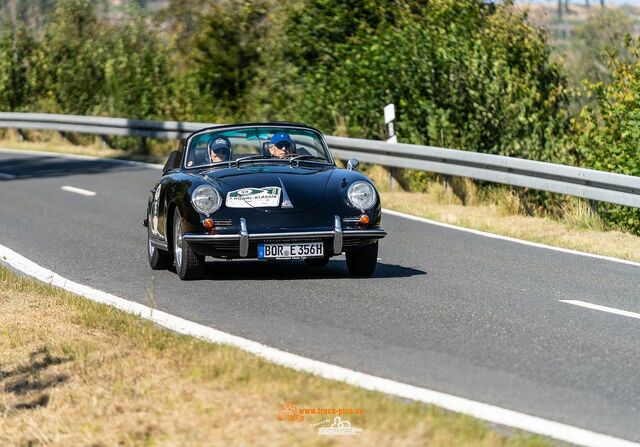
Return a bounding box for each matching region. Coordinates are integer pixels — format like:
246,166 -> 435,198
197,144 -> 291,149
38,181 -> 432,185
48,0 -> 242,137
185,127 -> 332,168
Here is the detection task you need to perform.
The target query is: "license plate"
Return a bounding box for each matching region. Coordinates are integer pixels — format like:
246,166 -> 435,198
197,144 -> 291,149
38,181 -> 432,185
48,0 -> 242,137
258,242 -> 324,259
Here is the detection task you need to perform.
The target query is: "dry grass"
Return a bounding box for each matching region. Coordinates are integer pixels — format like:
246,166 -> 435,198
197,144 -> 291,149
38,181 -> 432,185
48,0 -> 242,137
0,129 -> 164,164
0,266 -> 551,446
380,182 -> 640,263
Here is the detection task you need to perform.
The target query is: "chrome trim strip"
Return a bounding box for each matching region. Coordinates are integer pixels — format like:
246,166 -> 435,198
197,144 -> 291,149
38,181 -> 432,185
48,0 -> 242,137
333,215 -> 343,254
249,231 -> 334,240
182,228 -> 386,243
183,234 -> 239,242
184,124 -> 335,170
239,218 -> 249,257
343,229 -> 387,238
279,177 -> 294,208
149,238 -> 168,251
213,219 -> 233,226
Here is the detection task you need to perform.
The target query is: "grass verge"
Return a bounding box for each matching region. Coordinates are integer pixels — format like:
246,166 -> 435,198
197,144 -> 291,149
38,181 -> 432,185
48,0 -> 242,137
0,266 -> 551,446
363,164 -> 640,263
0,132 -> 165,164
380,188 -> 640,263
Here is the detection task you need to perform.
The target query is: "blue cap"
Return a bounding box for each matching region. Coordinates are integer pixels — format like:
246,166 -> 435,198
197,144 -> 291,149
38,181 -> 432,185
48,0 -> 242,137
270,133 -> 293,145
208,136 -> 231,153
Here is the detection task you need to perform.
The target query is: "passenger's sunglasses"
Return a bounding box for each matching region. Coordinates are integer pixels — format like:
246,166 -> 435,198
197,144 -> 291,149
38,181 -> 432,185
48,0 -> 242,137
274,141 -> 292,150
210,147 -> 229,157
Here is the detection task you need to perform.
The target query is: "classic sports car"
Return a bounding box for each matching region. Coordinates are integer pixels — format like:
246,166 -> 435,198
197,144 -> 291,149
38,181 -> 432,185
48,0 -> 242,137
144,123 -> 387,280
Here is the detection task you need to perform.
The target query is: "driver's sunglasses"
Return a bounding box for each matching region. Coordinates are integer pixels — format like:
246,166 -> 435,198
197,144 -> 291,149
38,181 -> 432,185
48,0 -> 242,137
275,141 -> 291,150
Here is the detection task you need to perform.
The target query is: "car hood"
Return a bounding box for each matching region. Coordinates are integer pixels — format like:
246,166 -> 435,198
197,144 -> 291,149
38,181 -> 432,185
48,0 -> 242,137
198,164 -> 336,213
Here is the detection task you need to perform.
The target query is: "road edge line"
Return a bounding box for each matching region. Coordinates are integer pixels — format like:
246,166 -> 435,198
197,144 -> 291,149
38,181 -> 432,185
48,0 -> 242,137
0,243 -> 636,447
383,208 -> 640,269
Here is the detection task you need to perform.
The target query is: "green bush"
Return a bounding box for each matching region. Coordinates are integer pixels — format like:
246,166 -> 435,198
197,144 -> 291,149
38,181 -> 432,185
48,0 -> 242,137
574,37 -> 640,234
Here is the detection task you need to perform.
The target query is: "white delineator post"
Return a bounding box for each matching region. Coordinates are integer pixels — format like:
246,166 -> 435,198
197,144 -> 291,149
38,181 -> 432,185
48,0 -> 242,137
384,103 -> 398,190
384,103 -> 397,144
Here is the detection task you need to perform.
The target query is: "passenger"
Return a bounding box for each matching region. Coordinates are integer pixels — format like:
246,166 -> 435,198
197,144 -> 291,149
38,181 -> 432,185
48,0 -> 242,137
208,136 -> 232,163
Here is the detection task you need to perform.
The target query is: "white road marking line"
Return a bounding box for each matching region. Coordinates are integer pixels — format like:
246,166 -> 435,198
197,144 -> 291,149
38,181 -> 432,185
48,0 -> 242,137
0,244 -> 636,447
383,208 -> 640,269
61,185 -> 96,197
559,300 -> 640,321
0,173 -> 16,179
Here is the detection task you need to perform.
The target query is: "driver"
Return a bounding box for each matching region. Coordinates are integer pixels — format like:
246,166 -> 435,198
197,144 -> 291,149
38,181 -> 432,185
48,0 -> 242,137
208,136 -> 231,163
268,132 -> 295,159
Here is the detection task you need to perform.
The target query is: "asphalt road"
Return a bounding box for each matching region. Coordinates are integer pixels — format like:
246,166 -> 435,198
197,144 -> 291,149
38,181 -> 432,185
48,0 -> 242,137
2,149 -> 640,442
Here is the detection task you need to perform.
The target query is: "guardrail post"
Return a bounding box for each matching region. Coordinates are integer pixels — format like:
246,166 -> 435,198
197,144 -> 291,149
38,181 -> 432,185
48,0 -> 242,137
100,135 -> 112,149
388,168 -> 398,191
443,175 -> 452,192
139,136 -> 148,155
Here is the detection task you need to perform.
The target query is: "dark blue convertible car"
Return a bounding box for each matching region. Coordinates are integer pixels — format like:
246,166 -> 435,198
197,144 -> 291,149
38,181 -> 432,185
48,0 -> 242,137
144,123 -> 387,280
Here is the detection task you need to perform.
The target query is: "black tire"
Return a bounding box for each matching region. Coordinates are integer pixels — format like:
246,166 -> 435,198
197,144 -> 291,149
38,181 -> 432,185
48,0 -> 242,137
173,208 -> 205,280
304,256 -> 330,268
346,241 -> 378,277
147,218 -> 172,270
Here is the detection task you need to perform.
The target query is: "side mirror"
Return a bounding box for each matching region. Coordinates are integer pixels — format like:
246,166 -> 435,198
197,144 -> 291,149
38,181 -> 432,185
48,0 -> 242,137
346,159 -> 359,170
163,150 -> 181,175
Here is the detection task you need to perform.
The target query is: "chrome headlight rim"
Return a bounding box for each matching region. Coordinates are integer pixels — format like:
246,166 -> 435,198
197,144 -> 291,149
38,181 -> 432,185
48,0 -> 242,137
347,181 -> 377,210
191,185 -> 222,215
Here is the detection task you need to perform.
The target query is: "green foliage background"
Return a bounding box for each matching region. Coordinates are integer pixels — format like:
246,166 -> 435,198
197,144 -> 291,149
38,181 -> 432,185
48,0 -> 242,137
0,0 -> 638,233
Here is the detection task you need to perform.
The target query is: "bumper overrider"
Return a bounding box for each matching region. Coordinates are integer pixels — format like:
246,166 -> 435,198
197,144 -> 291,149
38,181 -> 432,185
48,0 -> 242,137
183,216 -> 386,259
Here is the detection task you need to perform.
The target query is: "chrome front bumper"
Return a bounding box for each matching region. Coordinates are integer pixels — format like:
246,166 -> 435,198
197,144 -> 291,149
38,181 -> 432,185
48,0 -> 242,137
182,215 -> 386,257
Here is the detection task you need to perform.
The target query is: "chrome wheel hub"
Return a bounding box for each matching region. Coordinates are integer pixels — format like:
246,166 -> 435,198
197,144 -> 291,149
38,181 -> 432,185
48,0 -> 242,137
174,217 -> 183,269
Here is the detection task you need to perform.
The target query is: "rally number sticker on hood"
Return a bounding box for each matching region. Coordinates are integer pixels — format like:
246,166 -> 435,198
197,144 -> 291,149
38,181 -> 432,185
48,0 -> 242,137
226,187 -> 281,208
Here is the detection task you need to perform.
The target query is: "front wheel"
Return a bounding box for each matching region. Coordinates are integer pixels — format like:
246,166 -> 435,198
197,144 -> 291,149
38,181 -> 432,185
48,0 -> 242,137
173,208 -> 205,280
346,241 -> 378,277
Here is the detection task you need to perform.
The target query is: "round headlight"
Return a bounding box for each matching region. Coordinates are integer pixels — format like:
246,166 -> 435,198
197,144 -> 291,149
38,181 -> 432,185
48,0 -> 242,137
347,181 -> 376,210
191,185 -> 222,215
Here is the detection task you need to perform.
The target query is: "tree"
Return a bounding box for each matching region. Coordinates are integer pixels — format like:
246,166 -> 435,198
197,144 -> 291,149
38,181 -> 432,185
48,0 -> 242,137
102,6 -> 170,120
0,25 -> 35,111
269,0 -> 570,165
565,8 -> 635,89
191,0 -> 271,118
34,0 -> 106,114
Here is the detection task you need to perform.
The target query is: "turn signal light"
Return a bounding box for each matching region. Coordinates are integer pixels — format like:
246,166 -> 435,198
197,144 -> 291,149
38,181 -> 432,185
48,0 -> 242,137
359,214 -> 370,225
203,218 -> 214,229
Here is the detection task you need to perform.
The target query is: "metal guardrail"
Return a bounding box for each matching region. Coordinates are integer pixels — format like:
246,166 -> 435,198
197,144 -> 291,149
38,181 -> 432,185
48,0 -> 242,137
2,112 -> 640,208
0,112 -> 209,139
